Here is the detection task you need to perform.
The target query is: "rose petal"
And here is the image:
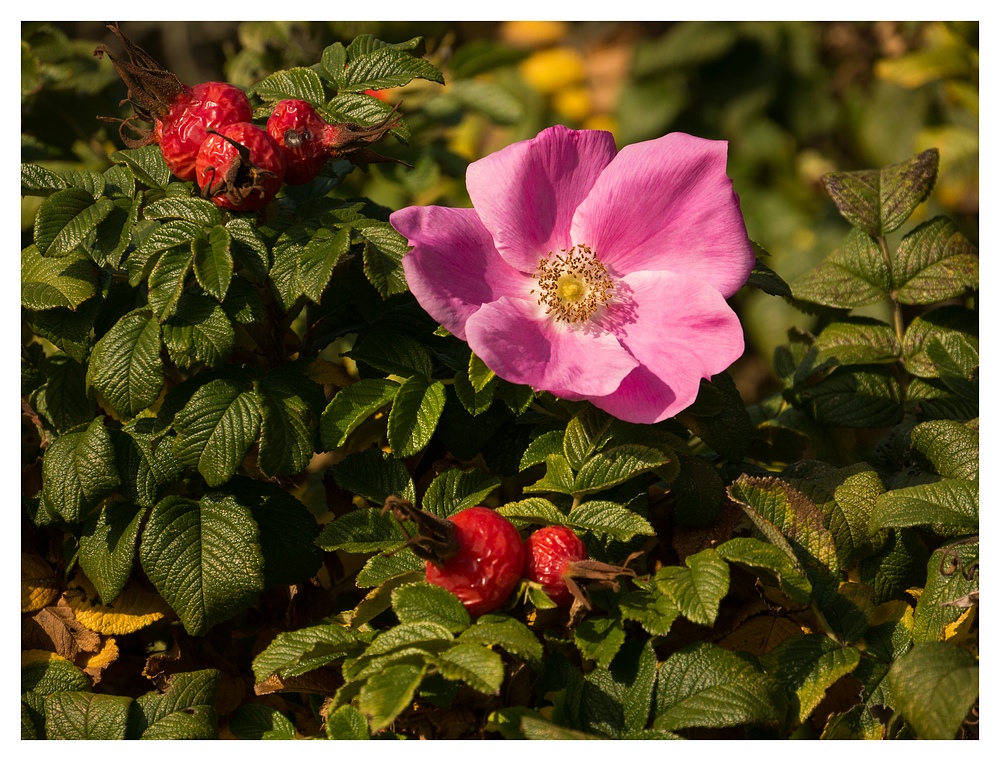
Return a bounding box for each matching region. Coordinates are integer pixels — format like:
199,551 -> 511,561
466,124 -> 618,273
392,205 -> 528,341
571,132 -> 755,298
588,270 -> 745,423
465,297 -> 639,398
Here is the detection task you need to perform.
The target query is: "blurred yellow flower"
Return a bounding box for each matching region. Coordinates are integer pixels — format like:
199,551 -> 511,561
582,113 -> 619,140
518,47 -> 586,95
500,21 -> 569,48
552,85 -> 591,122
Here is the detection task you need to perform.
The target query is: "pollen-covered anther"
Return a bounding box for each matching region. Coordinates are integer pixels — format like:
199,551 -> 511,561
532,244 -> 614,323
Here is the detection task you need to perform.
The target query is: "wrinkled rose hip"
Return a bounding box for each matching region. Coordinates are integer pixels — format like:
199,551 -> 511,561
196,122 -> 286,212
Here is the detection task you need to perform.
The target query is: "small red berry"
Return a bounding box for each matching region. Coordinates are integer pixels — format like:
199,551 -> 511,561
266,99 -> 330,185
523,525 -> 588,606
155,81 -> 253,182
424,507 -> 525,617
195,123 -> 286,212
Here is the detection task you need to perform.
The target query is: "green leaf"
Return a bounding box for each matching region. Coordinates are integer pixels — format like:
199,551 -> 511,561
523,453 -> 576,495
619,584 -> 681,637
32,353 -> 94,433
254,67 -> 325,105
356,549 -> 424,588
143,197 -> 223,226
795,365 -> 902,428
902,305 -> 978,380
575,616 -> 626,669
677,372 -> 754,462
93,196 -> 140,268
315,506 -> 404,553
888,642 -> 977,739
655,549 -> 730,626
792,228 -> 891,308
893,216 -> 978,305
358,224 -> 410,298
913,541 -> 978,643
192,226 -> 233,301
859,529 -> 930,606
34,188 -> 114,257
762,635 -> 862,725
435,643 -> 504,695
670,454 -> 725,526
128,670 -> 220,740
226,217 -> 270,282
21,245 -> 97,311
127,220 -> 200,287
821,148 -> 938,237
871,478 -> 978,534
40,418 -> 119,523
420,468 -> 501,518
348,330 -> 434,378
31,301 -> 97,363
86,309 -> 163,420
298,227 -> 351,303
22,162 -> 68,194
358,663 -> 426,731
161,294 -> 235,370
562,407 -> 613,470
519,430 -> 564,471
78,500 -> 145,604
115,418 -> 182,509
459,614 -> 544,668
320,42 -> 348,87
252,624 -> 364,681
147,244 -> 192,320
747,251 -> 793,297
343,47 -> 444,91
814,317 -> 901,365
567,500 -> 655,541
574,444 -> 668,495
717,537 -> 812,603
319,378 -> 399,451
387,375 -> 446,457
910,418 -> 978,481
654,642 -> 786,731
44,692 -> 132,740
496,497 -> 567,527
22,653 -> 88,695
225,478 -> 322,588
172,374 -> 261,487
392,582 -> 471,632
140,495 -> 265,636
325,704 -> 371,740
229,703 -> 296,740
329,447 -> 416,505
256,367 -> 323,478
110,146 -> 171,189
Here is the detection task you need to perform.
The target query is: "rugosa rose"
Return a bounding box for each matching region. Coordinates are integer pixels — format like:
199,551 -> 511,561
390,125 -> 755,424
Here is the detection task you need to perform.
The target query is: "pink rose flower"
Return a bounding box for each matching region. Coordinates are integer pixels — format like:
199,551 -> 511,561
389,125 -> 755,424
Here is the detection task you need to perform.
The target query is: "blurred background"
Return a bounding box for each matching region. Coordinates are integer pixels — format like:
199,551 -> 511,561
22,20 -> 979,402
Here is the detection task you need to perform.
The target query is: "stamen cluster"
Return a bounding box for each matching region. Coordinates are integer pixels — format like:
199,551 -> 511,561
532,244 -> 613,323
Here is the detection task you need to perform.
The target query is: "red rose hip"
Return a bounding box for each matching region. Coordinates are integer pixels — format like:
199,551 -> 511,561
425,507 -> 525,617
266,99 -> 330,185
196,122 -> 286,212
524,525 -> 588,606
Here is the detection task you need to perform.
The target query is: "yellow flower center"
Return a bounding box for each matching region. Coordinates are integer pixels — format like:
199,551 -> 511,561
532,244 -> 613,323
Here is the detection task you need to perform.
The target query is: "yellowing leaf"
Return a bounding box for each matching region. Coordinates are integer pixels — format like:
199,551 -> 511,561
79,637 -> 120,684
22,649 -> 69,668
943,606 -> 977,647
21,553 -> 60,612
65,577 -> 171,635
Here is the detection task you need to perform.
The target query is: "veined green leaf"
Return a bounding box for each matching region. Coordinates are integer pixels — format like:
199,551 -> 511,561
147,244 -> 193,320
815,317 -> 901,365
229,704 -> 296,740
888,642 -> 977,739
421,468 -> 500,518
796,364 -> 903,428
893,216 -> 978,305
912,541 -> 978,643
78,500 -> 145,605
654,642 -> 786,731
315,505 -> 404,553
567,500 -> 655,541
717,537 -> 812,603
902,305 -> 978,379
21,162 -> 67,194
655,549 -> 730,626
192,226 -> 233,301
329,447 -> 416,505
435,643 -> 504,695
109,145 -> 171,189
459,614 -> 543,668
575,616 -> 626,669
910,418 -> 978,481
21,652 -> 89,696
563,406 -> 614,470
320,378 -> 399,451
140,495 -> 265,637
127,219 -> 202,287
343,47 -> 444,91
87,308 -> 163,420
33,187 -> 114,257
761,635 -> 862,725
358,663 -> 425,731
256,367 -> 324,478
40,418 -> 119,523
325,704 -> 371,740
172,374 -> 261,487
871,479 -> 978,534
392,582 -> 471,633
21,245 -> 97,311
496,497 -> 567,527
253,67 -> 325,105
128,670 -> 220,739
519,430 -> 564,471
523,453 -> 576,495
792,228 -> 891,308
252,624 -> 365,682
143,197 -> 222,226
387,375 -> 446,457
32,353 -> 94,433
44,692 -> 132,740
356,549 -> 424,588
348,330 -> 433,378
298,226 -> 351,303
821,148 -> 938,237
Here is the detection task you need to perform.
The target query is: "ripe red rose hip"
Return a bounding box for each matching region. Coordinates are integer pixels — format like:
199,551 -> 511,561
196,123 -> 286,212
155,81 -> 253,182
424,507 -> 525,617
266,99 -> 330,185
524,525 -> 588,606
